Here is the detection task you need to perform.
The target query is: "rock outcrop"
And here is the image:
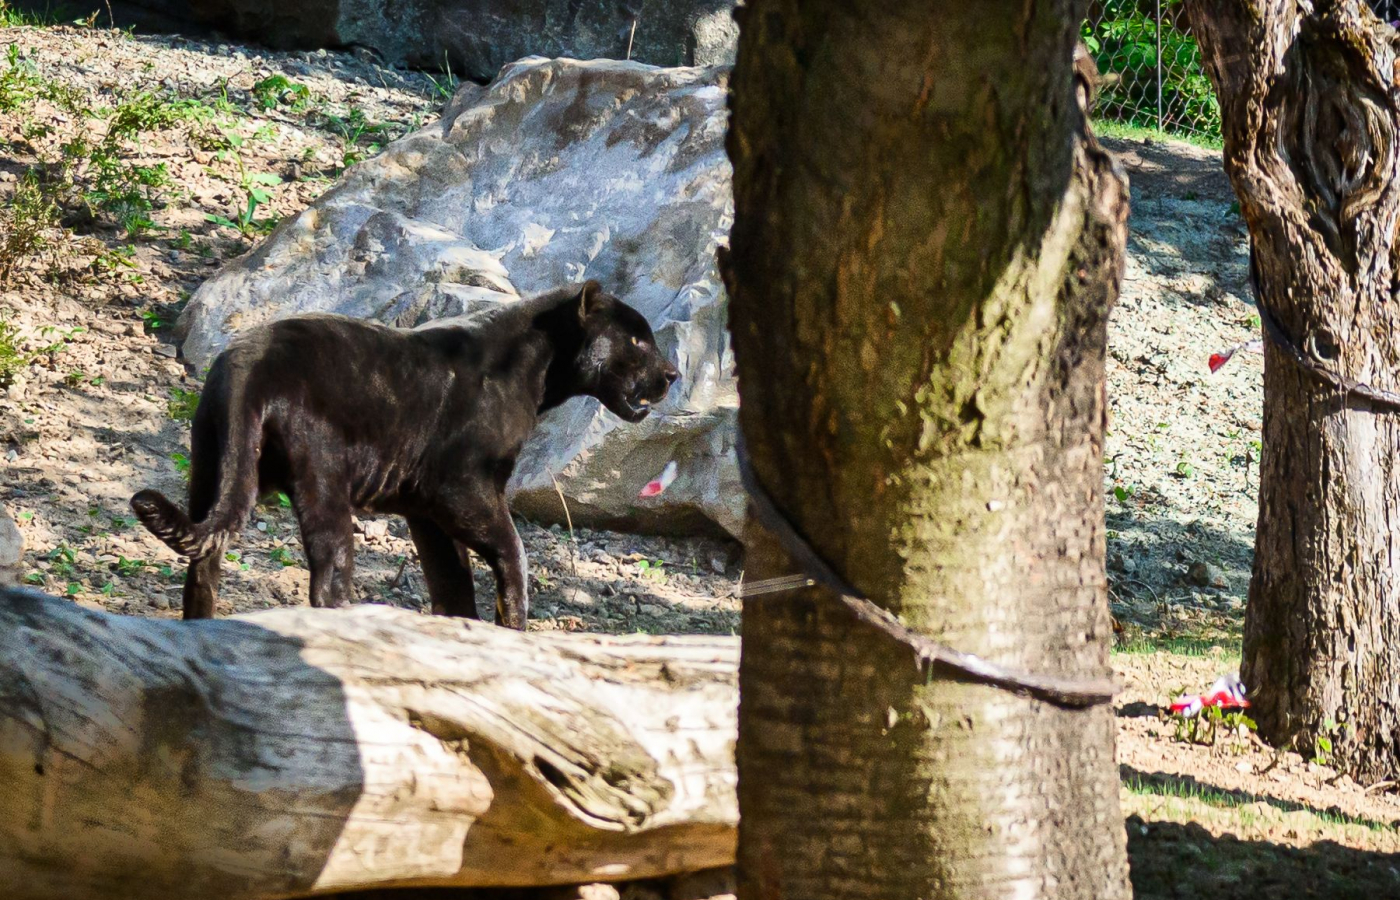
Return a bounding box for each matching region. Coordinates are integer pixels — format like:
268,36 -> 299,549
134,0 -> 739,78
179,58 -> 742,537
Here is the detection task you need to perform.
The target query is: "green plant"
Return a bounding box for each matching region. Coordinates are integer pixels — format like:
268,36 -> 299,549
0,170 -> 60,283
251,74 -> 311,111
104,91 -> 211,140
59,132 -> 172,236
423,53 -> 458,102
0,318 -> 23,387
167,385 -> 201,422
1173,705 -> 1256,747
0,1 -> 57,26
171,450 -> 191,480
637,558 -> 666,581
204,132 -> 282,236
0,44 -> 84,115
1313,717 -> 1346,765
46,544 -> 78,581
269,546 -> 297,567
321,107 -> 391,169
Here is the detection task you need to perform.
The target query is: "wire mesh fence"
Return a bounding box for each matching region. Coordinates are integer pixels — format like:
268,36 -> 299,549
1083,1 -> 1400,143
1080,1 -> 1218,140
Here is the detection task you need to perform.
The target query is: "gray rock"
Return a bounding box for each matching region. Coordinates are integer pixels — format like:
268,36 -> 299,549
172,0 -> 737,78
0,505 -> 23,587
179,58 -> 742,537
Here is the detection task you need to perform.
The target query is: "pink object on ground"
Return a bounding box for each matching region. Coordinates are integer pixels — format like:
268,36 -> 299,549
1170,673 -> 1250,718
638,460 -> 678,498
1207,339 -> 1263,374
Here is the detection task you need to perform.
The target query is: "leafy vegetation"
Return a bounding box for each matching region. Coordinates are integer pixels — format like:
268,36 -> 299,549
0,317 -> 24,387
167,385 -> 201,421
250,74 -> 311,112
204,130 -> 282,235
1082,1 -> 1221,140
0,170 -> 59,282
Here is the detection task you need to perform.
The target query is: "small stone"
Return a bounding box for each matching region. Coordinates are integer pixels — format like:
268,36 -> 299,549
152,594 -> 171,610
709,554 -> 726,575
1187,561 -> 1227,589
362,519 -> 388,539
152,344 -> 178,359
564,587 -> 595,609
1120,555 -> 1137,575
256,521 -> 269,532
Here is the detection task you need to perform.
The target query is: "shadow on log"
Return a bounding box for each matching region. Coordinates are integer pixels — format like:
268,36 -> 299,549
0,588 -> 738,900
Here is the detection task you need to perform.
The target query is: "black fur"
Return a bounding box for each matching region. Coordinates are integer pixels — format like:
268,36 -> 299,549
131,280 -> 679,627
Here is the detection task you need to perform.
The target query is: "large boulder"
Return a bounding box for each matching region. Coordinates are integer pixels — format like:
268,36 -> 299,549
139,0 -> 738,78
178,58 -> 742,538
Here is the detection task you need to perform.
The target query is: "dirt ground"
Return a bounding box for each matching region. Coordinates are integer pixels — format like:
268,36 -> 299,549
0,20 -> 1395,899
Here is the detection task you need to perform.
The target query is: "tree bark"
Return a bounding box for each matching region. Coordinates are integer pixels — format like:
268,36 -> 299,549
0,589 -> 738,900
723,4 -> 1131,899
1184,0 -> 1400,782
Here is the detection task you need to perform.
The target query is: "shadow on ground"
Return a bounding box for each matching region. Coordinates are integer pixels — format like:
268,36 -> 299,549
1123,766 -> 1395,832
1128,816 -> 1400,899
1107,505 -> 1252,646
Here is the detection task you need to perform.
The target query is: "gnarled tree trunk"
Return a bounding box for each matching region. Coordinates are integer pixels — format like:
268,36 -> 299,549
0,590 -> 738,900
1185,0 -> 1400,781
724,3 -> 1131,898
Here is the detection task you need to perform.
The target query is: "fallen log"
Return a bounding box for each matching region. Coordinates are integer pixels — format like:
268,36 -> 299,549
0,588 -> 739,900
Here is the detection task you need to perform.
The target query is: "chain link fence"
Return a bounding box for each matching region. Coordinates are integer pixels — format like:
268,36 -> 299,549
1080,1 -> 1219,140
1083,2 -> 1400,143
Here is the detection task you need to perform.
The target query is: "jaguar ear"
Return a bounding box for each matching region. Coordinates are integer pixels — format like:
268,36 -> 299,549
577,279 -> 604,321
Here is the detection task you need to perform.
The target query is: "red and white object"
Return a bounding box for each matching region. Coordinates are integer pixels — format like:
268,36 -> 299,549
1208,339 -> 1263,374
1170,672 -> 1250,718
638,460 -> 678,498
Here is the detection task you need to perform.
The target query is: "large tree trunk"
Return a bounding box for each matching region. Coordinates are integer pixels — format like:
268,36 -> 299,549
1184,0 -> 1400,782
723,3 -> 1131,899
0,589 -> 738,900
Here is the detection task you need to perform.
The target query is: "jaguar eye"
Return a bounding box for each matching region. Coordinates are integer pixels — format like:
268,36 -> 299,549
630,336 -> 640,347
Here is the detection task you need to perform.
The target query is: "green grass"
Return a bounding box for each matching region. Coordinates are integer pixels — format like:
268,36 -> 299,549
0,1 -> 60,28
1092,118 -> 1224,151
1123,771 -> 1390,833
1113,634 -> 1241,662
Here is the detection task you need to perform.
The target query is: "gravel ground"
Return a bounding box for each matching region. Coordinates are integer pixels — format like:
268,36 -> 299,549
1102,136 -> 1260,649
0,21 -> 1394,898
